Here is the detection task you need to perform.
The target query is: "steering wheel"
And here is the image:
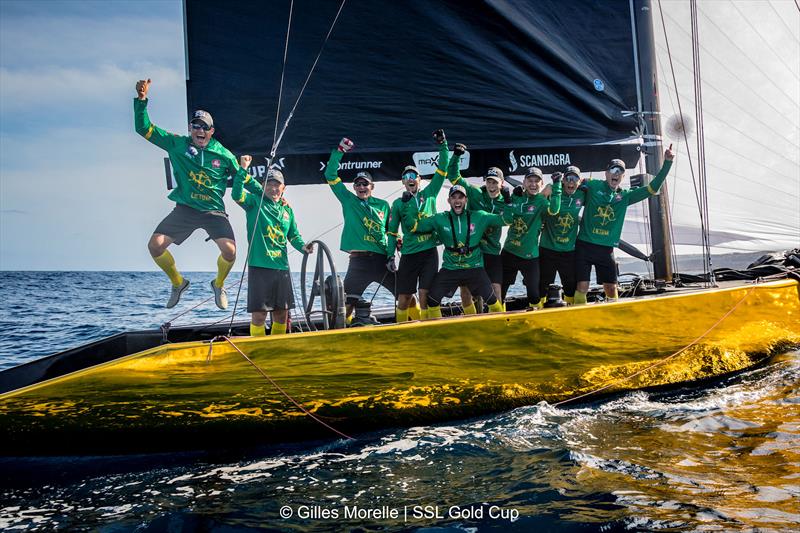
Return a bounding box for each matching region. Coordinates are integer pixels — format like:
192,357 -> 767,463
300,240 -> 345,329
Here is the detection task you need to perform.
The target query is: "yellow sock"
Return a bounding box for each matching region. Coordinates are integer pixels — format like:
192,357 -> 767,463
270,321 -> 286,335
565,295 -> 574,305
426,305 -> 442,319
396,307 -> 409,323
153,250 -> 183,286
539,297 -> 546,307
214,255 -> 235,288
488,301 -> 504,313
407,304 -> 421,321
574,291 -> 587,305
463,302 -> 477,315
250,323 -> 266,336
346,314 -> 353,325
420,308 -> 428,320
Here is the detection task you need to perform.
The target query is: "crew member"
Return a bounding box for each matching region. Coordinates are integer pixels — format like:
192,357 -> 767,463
233,156 -> 313,336
386,129 -> 450,322
573,146 -> 675,304
538,165 -> 585,305
324,138 -> 394,319
448,161 -> 512,312
501,167 -> 562,309
413,144 -> 511,318
134,78 -> 247,310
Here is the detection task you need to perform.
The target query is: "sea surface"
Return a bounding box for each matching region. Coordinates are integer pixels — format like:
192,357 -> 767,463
0,271 -> 798,532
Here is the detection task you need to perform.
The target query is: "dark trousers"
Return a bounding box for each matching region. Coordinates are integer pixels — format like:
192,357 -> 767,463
501,250 -> 540,303
427,267 -> 498,307
538,246 -> 577,297
343,253 -> 396,305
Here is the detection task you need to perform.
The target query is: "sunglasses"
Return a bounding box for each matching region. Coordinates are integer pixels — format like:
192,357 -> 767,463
190,123 -> 211,131
402,172 -> 418,181
564,174 -> 580,182
354,180 -> 370,187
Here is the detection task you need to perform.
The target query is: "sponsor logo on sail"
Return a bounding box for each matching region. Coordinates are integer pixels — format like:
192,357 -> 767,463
318,160 -> 384,172
249,157 -> 286,179
412,151 -> 470,175
508,151 -> 571,172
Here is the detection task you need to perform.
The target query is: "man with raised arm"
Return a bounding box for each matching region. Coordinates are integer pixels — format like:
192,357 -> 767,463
133,78 -> 248,310
413,144 -> 511,319
447,160 -> 512,313
501,167 -> 562,309
324,138 -> 394,320
386,129 -> 450,322
573,146 -> 675,304
233,156 -> 313,336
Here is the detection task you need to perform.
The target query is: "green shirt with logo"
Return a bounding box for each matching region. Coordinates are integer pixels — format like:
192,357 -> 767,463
577,160 -> 673,247
503,183 -> 562,259
324,150 -> 390,255
134,98 -> 246,212
232,173 -> 305,270
540,188 -> 586,252
387,142 -> 450,256
413,209 -> 509,270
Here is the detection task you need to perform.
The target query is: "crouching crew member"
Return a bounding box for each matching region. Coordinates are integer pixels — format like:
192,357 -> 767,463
324,138 -> 395,319
574,145 -> 675,304
501,167 -> 562,309
234,156 -> 313,335
538,165 -> 585,305
413,144 -> 511,318
386,129 -> 450,322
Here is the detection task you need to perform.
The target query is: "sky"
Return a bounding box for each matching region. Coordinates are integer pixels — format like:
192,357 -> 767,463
0,0 -> 798,272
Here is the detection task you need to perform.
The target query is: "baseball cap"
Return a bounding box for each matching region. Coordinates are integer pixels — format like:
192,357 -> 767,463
525,167 -> 543,179
449,185 -> 467,197
485,167 -> 504,181
190,110 -> 214,128
401,165 -> 420,180
354,171 -> 373,184
607,159 -> 626,174
564,165 -> 581,179
266,169 -> 284,184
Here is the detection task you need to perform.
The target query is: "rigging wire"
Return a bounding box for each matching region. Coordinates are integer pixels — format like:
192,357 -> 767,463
770,0 -> 800,33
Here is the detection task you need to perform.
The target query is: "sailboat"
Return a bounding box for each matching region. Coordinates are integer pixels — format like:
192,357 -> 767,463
1,0 -> 797,455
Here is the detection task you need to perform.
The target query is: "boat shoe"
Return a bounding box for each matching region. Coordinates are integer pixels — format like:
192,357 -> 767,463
211,280 -> 228,310
166,278 -> 190,308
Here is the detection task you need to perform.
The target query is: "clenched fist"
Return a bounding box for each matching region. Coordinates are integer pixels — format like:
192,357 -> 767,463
136,78 -> 151,100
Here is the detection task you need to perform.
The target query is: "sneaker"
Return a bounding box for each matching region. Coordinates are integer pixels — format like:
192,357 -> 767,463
166,278 -> 190,308
211,280 -> 228,310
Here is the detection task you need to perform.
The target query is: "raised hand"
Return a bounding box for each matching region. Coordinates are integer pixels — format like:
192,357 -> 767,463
551,171 -> 563,184
338,137 -> 354,153
136,78 -> 151,100
432,129 -> 446,145
453,143 -> 466,156
665,143 -> 675,161
239,155 -> 252,169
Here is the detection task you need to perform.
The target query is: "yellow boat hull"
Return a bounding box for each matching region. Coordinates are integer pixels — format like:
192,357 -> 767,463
1,280 -> 798,454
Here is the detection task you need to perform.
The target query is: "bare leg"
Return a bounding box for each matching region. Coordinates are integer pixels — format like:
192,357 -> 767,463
148,233 -> 174,258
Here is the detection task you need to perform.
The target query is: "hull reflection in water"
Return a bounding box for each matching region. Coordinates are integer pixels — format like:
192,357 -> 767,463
0,280 -> 798,455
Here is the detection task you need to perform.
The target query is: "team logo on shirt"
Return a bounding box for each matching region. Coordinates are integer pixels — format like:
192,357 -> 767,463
469,223 -> 476,233
212,159 -> 221,168
512,218 -> 528,235
189,170 -> 213,189
283,212 -> 290,221
614,194 -> 622,202
265,225 -> 287,246
575,199 -> 582,207
594,205 -> 616,226
557,213 -> 575,233
527,205 -> 535,212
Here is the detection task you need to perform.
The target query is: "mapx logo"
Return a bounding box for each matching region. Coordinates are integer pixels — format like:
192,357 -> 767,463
412,151 -> 470,175
249,157 -> 286,180
508,150 -> 571,173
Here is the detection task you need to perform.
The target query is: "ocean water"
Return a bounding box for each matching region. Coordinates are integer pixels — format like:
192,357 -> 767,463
0,271 -> 798,532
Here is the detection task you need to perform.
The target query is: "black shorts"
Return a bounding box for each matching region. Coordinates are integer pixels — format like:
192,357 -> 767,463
500,250 -> 540,303
343,253 -> 397,304
539,247 -> 577,297
575,240 -> 617,284
247,266 -> 295,312
428,267 -> 497,307
397,248 -> 439,294
153,203 -> 235,245
483,252 -> 503,284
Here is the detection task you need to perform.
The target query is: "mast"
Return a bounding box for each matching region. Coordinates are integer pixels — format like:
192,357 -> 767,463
631,0 -> 673,281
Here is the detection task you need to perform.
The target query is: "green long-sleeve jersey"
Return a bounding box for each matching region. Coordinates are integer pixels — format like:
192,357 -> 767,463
387,142 -> 450,255
577,160 -> 672,247
503,183 -> 562,259
540,188 -> 586,252
447,153 -> 510,256
231,173 -> 305,270
412,209 -> 509,270
324,150 -> 390,255
134,98 -> 247,212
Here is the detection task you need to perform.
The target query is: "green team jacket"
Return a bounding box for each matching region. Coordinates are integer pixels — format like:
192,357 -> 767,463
134,98 -> 247,212
540,188 -> 586,253
231,173 -> 305,270
577,160 -> 673,247
447,153 -> 510,256
503,182 -> 562,259
386,142 -> 450,256
324,150 -> 390,254
412,209 -> 510,270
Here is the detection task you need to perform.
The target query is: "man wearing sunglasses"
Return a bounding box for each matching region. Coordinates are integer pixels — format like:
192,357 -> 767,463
324,137 -> 394,320
386,129 -> 450,322
538,165 -> 586,305
573,146 -> 675,304
134,78 -> 248,310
